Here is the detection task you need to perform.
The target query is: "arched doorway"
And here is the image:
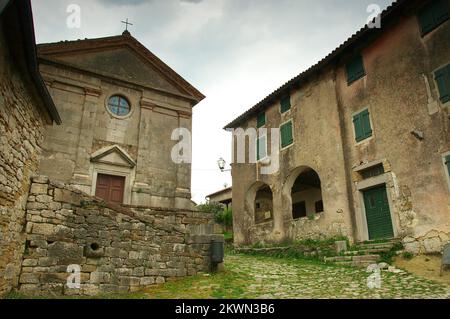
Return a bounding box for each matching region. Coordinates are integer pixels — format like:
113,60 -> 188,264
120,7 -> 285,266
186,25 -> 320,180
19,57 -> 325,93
287,167 -> 324,220
254,184 -> 273,224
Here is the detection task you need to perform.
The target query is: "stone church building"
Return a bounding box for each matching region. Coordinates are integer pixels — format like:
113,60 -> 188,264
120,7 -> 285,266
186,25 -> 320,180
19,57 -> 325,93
1,0 -> 217,297
226,0 -> 450,254
37,30 -> 205,209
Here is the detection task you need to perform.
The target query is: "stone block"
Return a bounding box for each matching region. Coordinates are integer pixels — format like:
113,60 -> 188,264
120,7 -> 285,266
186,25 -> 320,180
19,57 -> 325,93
30,183 -> 48,195
32,176 -> 49,184
54,189 -> 81,205
423,237 -> 441,254
140,277 -> 155,286
33,223 -> 55,236
36,195 -> 53,203
404,241 -> 421,254
90,272 -> 111,284
48,242 -> 83,264
22,259 -> 38,267
38,257 -> 57,267
20,273 -> 40,284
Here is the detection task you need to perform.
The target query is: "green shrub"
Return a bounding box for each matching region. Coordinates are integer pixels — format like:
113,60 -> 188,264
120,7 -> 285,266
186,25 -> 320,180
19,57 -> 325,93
402,251 -> 414,260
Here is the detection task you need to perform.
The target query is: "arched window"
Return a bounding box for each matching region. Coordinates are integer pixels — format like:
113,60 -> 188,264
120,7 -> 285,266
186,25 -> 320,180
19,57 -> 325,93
290,168 -> 323,220
107,95 -> 130,116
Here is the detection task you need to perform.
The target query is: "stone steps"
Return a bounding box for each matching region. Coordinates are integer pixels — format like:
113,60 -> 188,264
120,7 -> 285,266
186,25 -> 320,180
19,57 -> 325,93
324,254 -> 380,267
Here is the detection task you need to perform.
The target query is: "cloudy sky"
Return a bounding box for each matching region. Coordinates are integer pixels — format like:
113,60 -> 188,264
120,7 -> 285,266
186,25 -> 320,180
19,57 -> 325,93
32,0 -> 393,204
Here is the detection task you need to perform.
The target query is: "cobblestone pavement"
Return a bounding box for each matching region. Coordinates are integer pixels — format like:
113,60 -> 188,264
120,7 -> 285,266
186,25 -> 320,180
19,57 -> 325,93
216,254 -> 450,299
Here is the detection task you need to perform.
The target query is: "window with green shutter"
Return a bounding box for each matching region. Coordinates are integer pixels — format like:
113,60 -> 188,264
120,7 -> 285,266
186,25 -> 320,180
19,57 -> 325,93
281,95 -> 291,113
353,109 -> 373,142
346,55 -> 366,85
256,135 -> 267,160
435,64 -> 450,103
418,0 -> 449,36
280,121 -> 293,148
257,112 -> 266,128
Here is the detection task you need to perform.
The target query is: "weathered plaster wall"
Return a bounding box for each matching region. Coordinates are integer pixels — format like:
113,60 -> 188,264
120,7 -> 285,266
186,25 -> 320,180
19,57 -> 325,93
19,176 -> 216,296
231,2 -> 449,251
38,60 -> 194,209
0,24 -> 48,295
231,69 -> 353,246
336,11 -> 450,250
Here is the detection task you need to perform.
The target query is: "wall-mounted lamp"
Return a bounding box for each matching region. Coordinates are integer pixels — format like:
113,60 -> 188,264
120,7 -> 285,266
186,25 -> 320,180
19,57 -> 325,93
217,157 -> 231,172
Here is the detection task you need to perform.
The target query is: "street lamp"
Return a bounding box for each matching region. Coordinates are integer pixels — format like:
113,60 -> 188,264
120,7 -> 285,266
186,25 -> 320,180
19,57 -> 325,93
217,157 -> 231,172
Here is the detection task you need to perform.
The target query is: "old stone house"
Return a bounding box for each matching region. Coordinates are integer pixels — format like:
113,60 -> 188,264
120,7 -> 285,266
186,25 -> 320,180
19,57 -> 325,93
225,0 -> 450,254
0,0 -> 61,295
37,30 -> 205,209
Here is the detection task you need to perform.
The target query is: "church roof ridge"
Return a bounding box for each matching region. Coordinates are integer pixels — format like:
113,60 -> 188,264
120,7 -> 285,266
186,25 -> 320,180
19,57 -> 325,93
37,32 -> 205,105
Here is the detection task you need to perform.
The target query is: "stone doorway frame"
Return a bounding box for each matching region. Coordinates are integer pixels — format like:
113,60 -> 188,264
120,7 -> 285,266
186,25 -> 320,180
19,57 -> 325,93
354,162 -> 399,241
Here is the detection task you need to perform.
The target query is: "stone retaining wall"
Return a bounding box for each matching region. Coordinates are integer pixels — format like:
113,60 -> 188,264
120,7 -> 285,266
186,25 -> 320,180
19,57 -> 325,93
18,176 -> 218,296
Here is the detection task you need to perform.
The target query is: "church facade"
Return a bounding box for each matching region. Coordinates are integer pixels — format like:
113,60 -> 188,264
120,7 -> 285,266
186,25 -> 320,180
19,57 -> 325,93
37,31 -> 204,209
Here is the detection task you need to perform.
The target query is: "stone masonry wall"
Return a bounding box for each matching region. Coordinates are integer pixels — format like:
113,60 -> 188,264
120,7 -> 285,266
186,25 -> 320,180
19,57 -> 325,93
0,26 -> 47,295
18,176 -> 217,296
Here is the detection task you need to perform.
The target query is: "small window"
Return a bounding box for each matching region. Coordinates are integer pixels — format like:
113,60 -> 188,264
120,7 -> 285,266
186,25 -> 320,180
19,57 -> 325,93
256,135 -> 267,161
361,164 -> 385,179
346,55 -> 366,85
281,95 -> 291,113
257,112 -> 266,128
418,0 -> 449,36
108,95 -> 131,116
353,109 -> 372,142
280,121 -> 293,148
315,200 -> 324,213
293,201 -> 306,219
435,64 -> 450,103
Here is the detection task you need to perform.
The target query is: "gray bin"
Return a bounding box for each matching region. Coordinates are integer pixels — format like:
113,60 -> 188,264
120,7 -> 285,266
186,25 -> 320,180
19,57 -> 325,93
211,240 -> 224,264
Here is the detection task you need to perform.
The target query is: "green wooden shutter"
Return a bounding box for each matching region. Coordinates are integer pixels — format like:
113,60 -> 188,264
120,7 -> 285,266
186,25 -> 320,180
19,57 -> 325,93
419,4 -> 436,35
419,0 -> 450,35
435,65 -> 450,103
281,121 -> 293,148
434,0 -> 450,25
281,96 -> 291,113
347,55 -> 365,84
361,109 -> 373,138
353,113 -> 363,142
257,112 -> 266,128
446,155 -> 450,176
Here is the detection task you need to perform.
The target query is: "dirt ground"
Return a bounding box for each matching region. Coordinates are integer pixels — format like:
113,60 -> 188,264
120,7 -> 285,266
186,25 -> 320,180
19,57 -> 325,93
394,255 -> 450,286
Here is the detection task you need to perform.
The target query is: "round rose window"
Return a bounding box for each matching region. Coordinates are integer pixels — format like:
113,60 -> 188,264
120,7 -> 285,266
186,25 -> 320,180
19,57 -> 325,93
107,95 -> 130,116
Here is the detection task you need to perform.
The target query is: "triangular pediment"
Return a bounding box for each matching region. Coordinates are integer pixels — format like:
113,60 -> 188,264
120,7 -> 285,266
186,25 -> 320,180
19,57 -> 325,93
37,34 -> 205,104
91,145 -> 136,168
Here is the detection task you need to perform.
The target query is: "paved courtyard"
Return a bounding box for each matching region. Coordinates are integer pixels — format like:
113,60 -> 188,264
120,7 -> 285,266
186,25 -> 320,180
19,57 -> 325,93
143,254 -> 450,299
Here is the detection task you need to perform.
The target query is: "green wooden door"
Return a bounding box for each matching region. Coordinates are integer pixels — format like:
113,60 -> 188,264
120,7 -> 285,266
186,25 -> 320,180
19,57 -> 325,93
363,185 -> 394,240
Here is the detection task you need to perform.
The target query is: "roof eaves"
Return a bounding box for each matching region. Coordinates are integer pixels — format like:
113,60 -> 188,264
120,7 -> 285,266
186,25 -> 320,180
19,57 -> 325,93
223,0 -> 408,129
